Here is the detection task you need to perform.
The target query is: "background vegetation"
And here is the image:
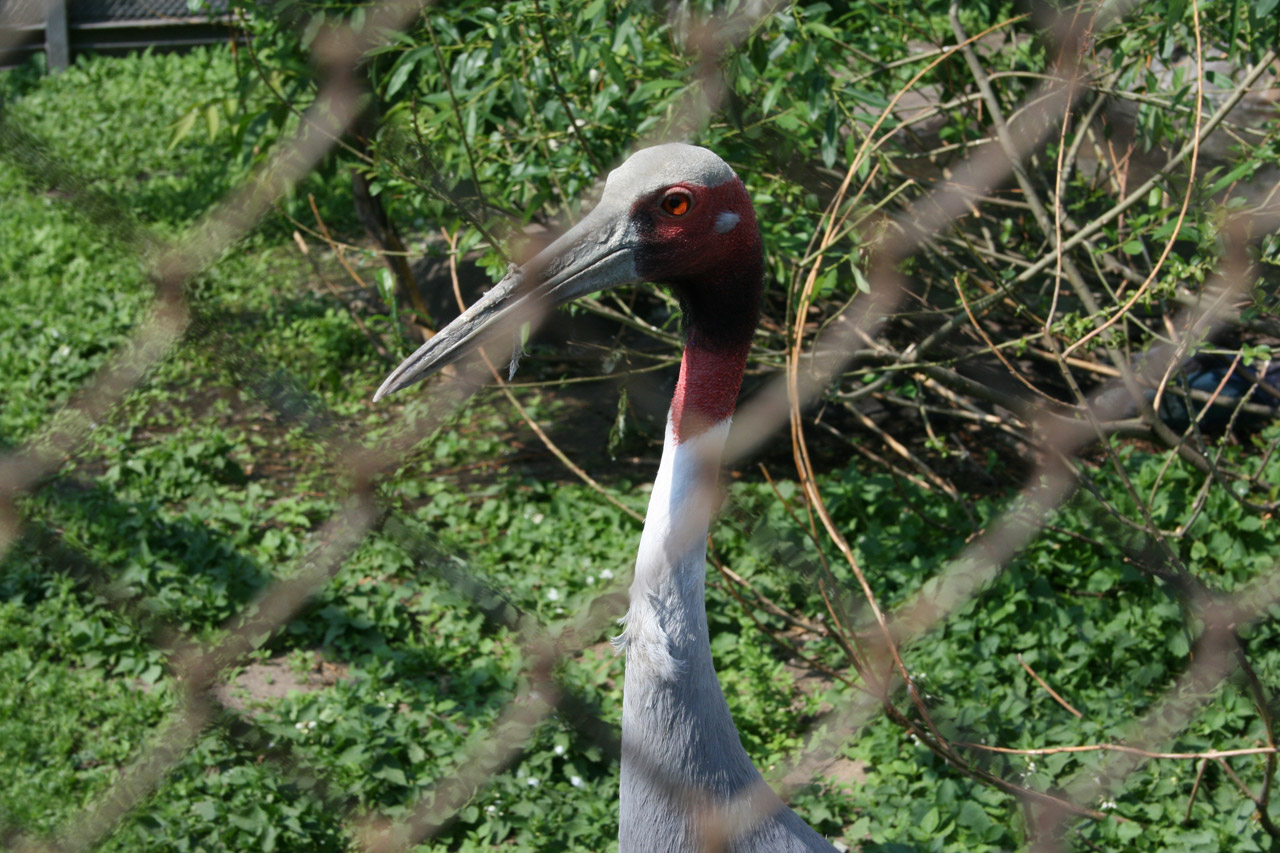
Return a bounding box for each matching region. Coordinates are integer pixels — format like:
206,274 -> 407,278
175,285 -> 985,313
2,0 -> 1280,850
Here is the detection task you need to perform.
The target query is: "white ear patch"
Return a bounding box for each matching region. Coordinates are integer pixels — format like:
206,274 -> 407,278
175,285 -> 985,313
714,211 -> 740,234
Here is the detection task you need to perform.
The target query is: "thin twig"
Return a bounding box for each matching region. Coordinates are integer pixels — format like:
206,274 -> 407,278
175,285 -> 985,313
1017,654 -> 1084,719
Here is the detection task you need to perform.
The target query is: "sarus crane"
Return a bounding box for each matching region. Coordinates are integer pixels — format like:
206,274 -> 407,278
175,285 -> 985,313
375,144 -> 838,852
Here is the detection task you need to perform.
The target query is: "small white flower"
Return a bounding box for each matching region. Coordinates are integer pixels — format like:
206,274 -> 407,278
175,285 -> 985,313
531,512 -> 545,525
600,569 -> 615,580
554,744 -> 566,756
307,720 -> 317,730
527,777 -> 540,787
295,722 -> 305,731
486,804 -> 497,814
570,775 -> 583,788
546,588 -> 560,602
586,575 -> 596,585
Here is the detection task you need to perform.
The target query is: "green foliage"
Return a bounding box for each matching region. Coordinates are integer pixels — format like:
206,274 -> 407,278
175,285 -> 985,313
0,599 -> 171,835
3,1 -> 1280,849
2,49 -> 255,230
0,164 -> 148,443
710,443 -> 1280,851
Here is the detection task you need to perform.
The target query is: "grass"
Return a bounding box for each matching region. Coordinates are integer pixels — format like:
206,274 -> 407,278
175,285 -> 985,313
1,43 -> 1279,853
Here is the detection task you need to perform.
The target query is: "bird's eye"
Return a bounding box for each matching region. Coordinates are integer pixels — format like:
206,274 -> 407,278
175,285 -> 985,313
660,191 -> 692,216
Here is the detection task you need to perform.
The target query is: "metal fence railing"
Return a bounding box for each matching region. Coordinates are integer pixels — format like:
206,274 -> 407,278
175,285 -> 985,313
0,0 -> 237,70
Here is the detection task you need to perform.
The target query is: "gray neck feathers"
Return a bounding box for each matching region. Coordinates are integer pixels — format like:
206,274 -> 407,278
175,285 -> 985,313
614,420 -> 835,853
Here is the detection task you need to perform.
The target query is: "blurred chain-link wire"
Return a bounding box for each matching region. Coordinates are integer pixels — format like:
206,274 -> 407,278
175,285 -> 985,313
2,0 -> 1279,850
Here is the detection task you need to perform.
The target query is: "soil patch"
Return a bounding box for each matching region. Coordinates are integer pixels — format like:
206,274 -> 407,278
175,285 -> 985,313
214,651 -> 349,714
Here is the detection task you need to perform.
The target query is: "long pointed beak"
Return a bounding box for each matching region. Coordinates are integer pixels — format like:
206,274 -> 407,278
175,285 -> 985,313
373,200 -> 638,401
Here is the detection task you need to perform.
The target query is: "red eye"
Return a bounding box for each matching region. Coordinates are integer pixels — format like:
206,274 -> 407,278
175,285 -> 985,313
660,191 -> 692,216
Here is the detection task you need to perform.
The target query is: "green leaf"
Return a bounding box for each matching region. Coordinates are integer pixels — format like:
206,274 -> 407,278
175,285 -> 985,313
385,47 -> 431,99
337,744 -> 367,767
299,12 -> 326,51
628,79 -> 683,105
1208,162 -> 1255,195
167,108 -> 199,151
851,261 -> 870,294
373,763 -> 408,786
204,103 -> 221,140
191,800 -> 219,821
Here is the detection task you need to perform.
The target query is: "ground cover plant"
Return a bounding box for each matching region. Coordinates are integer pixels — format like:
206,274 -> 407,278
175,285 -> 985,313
2,0 -> 1280,850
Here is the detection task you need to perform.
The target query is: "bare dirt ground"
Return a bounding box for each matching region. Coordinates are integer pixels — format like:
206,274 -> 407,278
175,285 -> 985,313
214,651 -> 350,714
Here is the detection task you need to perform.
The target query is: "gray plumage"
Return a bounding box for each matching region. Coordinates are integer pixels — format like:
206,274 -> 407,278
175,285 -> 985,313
374,144 -> 839,852
616,422 -> 835,853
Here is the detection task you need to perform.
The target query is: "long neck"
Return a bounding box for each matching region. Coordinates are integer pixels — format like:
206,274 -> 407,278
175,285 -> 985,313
624,336 -> 748,674
617,339 -> 761,847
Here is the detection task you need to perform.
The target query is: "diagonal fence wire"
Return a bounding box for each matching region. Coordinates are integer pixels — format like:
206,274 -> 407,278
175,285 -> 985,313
1,0 -> 1279,850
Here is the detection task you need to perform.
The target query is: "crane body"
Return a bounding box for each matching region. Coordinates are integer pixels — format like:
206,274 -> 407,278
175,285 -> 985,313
375,144 -> 837,852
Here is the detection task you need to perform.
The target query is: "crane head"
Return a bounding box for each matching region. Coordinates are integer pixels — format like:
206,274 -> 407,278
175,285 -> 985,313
372,143 -> 763,401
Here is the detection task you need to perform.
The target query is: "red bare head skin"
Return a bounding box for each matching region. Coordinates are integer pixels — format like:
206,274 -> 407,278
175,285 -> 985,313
630,175 -> 764,442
